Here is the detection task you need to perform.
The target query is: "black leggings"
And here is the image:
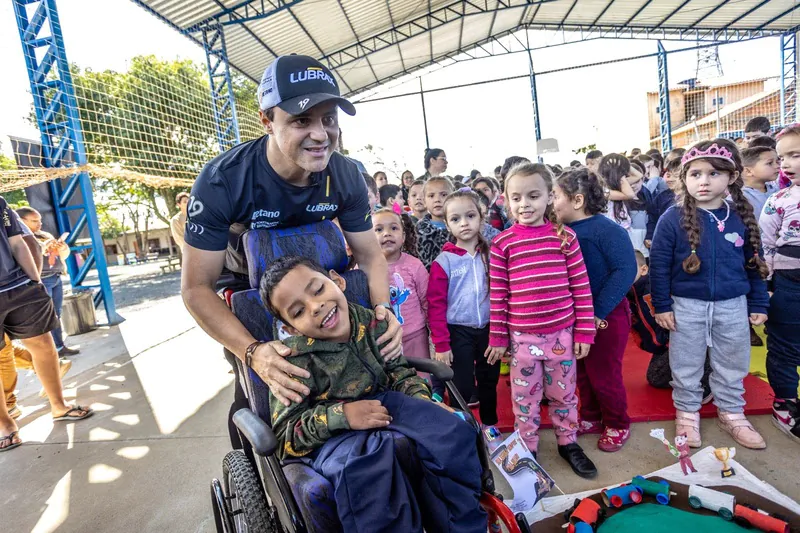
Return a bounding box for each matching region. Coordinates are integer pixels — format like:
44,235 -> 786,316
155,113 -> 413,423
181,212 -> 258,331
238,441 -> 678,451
448,324 -> 499,425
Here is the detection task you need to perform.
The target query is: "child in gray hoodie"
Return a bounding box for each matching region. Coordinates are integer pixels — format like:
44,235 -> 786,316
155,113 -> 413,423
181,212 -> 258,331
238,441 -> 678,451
427,189 -> 500,429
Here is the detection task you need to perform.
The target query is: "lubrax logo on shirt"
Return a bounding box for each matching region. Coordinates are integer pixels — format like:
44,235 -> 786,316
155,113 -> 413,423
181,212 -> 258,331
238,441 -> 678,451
290,67 -> 335,87
307,203 -> 338,213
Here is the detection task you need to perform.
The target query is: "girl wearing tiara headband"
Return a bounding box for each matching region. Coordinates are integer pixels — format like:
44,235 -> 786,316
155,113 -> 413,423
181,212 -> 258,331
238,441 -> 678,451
650,138 -> 770,450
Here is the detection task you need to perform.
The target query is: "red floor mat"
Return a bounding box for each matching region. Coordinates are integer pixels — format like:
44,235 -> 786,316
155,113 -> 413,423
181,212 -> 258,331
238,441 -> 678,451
474,333 -> 775,433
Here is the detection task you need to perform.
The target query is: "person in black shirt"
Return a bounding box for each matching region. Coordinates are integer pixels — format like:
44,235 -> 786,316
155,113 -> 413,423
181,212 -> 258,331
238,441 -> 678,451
1,196 -> 93,450
182,55 -> 402,418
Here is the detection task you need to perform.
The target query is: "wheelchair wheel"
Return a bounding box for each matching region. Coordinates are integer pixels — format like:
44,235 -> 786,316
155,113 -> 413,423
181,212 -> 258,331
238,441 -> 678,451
222,450 -> 274,532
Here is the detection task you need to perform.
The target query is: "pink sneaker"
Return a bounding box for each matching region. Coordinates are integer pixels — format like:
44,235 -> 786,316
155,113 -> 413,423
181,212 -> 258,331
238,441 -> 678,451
675,410 -> 702,448
598,427 -> 630,452
717,411 -> 766,450
577,420 -> 603,436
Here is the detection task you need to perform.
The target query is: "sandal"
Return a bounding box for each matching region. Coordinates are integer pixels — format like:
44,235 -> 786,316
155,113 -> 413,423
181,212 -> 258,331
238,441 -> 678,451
53,405 -> 94,422
0,431 -> 22,452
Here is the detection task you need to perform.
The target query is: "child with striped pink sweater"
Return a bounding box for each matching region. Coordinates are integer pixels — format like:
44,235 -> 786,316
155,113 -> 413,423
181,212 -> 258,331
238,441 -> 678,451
488,163 -> 599,479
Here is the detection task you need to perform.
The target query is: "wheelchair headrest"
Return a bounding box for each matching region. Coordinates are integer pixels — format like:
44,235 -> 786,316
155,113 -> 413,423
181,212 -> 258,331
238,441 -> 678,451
243,221 -> 350,289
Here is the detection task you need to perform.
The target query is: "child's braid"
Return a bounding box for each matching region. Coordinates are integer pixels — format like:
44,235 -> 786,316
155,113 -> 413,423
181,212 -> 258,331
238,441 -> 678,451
727,178 -> 769,279
679,186 -> 702,274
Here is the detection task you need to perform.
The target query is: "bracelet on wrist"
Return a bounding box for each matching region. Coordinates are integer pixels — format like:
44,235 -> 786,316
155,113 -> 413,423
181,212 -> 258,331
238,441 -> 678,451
244,341 -> 264,368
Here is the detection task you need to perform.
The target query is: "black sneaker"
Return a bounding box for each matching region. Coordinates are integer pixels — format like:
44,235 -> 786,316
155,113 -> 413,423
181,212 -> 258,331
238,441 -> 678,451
558,443 -> 597,479
59,346 -> 81,356
467,394 -> 480,408
772,399 -> 800,444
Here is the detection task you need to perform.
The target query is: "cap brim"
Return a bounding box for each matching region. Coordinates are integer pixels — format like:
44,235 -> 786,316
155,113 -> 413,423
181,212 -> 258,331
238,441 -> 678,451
278,94 -> 356,116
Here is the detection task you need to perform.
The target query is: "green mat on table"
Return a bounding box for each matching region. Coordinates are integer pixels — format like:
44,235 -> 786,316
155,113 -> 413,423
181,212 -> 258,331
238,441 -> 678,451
598,504 -> 748,533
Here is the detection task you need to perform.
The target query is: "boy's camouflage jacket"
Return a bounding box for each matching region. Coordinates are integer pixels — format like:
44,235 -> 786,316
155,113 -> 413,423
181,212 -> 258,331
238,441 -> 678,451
270,303 -> 431,459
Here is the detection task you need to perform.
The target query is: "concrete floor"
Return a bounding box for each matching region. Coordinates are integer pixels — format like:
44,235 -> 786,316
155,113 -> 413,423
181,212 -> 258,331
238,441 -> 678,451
3,292 -> 799,532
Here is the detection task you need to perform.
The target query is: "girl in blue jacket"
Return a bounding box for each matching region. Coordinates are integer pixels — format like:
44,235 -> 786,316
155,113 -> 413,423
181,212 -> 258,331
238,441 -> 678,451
650,138 -> 770,451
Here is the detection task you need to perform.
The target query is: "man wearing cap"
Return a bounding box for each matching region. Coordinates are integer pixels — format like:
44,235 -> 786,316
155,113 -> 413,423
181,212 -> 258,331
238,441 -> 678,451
181,56 -> 402,436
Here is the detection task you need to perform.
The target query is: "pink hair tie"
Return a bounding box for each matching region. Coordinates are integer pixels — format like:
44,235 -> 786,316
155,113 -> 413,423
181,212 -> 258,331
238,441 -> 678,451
392,202 -> 403,215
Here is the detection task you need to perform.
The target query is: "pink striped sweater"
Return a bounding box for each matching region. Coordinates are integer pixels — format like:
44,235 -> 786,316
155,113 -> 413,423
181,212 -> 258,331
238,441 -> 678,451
489,221 -> 596,347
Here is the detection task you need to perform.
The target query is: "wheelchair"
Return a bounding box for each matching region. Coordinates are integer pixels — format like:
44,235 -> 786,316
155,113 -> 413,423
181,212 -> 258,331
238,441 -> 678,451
209,221 -> 531,533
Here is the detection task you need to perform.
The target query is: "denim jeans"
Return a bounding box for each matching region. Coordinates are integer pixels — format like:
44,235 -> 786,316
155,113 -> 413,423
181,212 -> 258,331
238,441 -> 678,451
42,275 -> 64,350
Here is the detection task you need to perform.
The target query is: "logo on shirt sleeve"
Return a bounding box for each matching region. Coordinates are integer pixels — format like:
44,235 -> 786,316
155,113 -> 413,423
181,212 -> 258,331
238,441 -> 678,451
186,222 -> 205,235
188,196 -> 204,218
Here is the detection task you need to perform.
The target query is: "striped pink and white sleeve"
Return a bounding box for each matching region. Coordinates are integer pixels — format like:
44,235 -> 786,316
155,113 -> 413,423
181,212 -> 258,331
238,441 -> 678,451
564,232 -> 596,344
489,238 -> 510,347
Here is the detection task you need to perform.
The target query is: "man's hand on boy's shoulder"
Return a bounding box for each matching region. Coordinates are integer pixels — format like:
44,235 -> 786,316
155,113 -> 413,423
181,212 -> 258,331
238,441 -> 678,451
372,305 -> 403,361
343,400 -> 392,430
254,341 -> 310,407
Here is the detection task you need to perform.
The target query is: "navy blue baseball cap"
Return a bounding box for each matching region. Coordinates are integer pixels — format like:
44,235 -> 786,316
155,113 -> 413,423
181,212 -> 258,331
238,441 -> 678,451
258,55 -> 355,116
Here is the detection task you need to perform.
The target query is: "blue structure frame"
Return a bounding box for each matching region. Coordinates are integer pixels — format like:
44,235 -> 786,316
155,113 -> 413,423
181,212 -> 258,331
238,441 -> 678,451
781,32 -> 797,127
657,41 -> 673,153
201,23 -> 241,152
12,0 -> 121,324
527,51 -> 542,143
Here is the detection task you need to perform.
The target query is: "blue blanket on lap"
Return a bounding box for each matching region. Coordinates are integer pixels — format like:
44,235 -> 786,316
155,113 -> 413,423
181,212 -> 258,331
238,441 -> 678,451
305,391 -> 487,533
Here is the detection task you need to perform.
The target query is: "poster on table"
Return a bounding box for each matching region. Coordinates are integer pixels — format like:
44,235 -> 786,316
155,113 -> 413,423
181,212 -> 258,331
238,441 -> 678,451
489,430 -> 554,512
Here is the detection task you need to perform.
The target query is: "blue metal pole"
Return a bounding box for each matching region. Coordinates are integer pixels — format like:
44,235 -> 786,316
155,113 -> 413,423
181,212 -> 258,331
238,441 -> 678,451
780,32 -> 797,126
201,23 -> 241,151
12,0 -> 122,324
527,50 -> 542,142
527,50 -> 542,162
657,41 -> 673,153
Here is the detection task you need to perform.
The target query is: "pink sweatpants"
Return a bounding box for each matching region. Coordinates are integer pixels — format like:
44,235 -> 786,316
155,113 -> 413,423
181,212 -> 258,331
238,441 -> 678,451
509,327 -> 579,453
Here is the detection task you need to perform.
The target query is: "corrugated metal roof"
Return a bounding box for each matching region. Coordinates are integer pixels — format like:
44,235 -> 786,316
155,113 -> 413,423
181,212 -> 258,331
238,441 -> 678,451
130,0 -> 800,97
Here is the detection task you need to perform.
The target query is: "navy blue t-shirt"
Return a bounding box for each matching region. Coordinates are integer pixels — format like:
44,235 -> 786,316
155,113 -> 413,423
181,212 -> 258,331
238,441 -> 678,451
186,136 -> 372,274
1,196 -> 30,292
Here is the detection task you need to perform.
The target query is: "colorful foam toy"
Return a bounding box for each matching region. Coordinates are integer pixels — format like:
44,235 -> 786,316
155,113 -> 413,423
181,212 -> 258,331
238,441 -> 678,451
570,522 -> 593,533
631,476 -> 671,505
564,498 -> 605,531
733,504 -> 790,533
602,485 -> 644,508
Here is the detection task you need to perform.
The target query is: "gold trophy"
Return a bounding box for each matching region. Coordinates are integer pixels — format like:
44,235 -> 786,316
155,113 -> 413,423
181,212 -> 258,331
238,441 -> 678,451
712,447 -> 736,478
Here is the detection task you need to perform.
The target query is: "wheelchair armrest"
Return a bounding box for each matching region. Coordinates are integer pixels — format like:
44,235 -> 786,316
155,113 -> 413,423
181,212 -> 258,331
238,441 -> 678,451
233,408 -> 279,457
406,358 -> 454,381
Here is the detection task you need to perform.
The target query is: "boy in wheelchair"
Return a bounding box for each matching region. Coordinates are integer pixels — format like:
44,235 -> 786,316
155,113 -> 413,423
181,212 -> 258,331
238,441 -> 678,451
260,255 -> 488,533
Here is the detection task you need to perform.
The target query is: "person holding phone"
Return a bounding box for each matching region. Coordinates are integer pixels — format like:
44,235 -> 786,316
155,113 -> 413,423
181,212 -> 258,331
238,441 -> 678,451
16,207 -> 79,356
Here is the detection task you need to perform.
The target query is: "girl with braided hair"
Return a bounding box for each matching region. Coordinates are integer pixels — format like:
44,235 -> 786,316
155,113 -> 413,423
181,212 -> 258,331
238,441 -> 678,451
650,138 -> 770,451
488,163 -> 598,478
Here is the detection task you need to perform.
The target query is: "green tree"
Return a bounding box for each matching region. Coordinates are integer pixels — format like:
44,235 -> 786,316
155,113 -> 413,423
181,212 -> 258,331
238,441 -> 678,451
34,56 -> 257,226
0,152 -> 27,207
573,143 -> 598,155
